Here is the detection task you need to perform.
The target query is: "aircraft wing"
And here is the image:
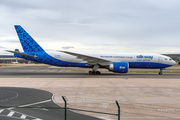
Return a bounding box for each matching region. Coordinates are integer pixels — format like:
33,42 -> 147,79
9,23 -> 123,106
59,51 -> 112,66
6,50 -> 37,58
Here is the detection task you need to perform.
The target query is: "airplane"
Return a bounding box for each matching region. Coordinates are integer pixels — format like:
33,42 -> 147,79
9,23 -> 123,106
6,25 -> 176,75
11,61 -> 18,64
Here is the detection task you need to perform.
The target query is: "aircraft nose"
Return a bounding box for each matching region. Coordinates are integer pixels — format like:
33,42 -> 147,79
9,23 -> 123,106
173,60 -> 177,65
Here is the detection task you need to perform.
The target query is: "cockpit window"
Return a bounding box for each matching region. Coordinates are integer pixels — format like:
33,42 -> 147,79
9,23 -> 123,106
165,58 -> 167,60
169,58 -> 172,61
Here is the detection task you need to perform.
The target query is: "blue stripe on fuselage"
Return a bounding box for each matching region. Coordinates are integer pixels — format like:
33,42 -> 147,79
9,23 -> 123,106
129,62 -> 172,69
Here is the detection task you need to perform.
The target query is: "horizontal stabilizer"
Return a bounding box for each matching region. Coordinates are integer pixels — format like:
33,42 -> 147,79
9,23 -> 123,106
6,50 -> 37,58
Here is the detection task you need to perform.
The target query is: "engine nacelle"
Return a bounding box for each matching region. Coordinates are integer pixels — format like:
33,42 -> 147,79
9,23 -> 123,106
109,62 -> 129,73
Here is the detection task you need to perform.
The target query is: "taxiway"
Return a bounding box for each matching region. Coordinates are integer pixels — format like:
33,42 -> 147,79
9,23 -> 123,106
0,64 -> 180,120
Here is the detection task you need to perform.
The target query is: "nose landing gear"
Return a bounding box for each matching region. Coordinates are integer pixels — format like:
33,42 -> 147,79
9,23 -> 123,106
159,68 -> 165,75
159,71 -> 162,75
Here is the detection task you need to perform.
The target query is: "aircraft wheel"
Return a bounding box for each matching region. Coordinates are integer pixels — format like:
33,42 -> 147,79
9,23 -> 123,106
159,72 -> 162,75
89,71 -> 93,75
96,71 -> 101,75
92,71 -> 96,75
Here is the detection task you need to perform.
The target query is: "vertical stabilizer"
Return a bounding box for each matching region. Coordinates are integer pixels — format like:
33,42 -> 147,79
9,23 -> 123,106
14,25 -> 44,52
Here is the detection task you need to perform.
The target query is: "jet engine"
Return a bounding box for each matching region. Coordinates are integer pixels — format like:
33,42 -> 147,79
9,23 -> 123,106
109,62 -> 129,73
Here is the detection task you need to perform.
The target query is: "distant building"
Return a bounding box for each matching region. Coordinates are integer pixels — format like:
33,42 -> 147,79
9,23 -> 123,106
0,55 -> 28,63
0,49 -> 28,63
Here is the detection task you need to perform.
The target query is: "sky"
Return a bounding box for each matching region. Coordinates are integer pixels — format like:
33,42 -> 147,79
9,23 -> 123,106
0,0 -> 180,55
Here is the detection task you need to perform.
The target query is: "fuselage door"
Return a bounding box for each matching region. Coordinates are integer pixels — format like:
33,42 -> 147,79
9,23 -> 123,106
158,57 -> 162,63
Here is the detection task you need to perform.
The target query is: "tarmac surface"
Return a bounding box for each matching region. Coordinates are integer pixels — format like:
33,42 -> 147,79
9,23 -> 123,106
0,65 -> 180,78
0,87 -> 101,120
0,64 -> 180,120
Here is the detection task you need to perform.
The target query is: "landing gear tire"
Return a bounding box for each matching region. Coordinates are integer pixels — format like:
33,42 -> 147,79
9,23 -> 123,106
96,71 -> 101,75
159,72 -> 162,75
89,70 -> 101,75
92,71 -> 96,75
89,71 -> 93,75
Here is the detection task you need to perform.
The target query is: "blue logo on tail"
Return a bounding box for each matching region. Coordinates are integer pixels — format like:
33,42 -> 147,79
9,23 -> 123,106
14,25 -> 44,52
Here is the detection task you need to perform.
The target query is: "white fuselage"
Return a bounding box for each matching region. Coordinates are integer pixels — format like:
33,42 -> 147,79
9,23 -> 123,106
46,51 -> 176,68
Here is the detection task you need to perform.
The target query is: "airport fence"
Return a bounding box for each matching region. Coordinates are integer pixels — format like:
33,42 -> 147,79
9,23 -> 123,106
0,96 -> 180,120
60,96 -> 180,120
62,96 -> 120,120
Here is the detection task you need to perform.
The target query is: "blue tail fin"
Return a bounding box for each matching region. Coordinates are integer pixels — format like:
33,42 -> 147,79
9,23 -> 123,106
14,25 -> 44,52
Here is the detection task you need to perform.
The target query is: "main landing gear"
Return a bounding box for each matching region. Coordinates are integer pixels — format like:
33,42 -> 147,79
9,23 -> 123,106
89,70 -> 101,75
89,65 -> 101,75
